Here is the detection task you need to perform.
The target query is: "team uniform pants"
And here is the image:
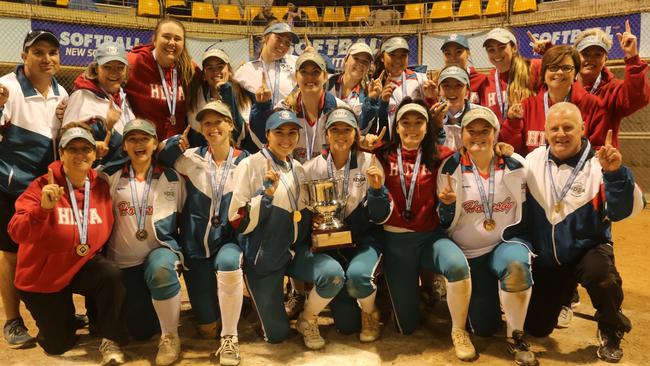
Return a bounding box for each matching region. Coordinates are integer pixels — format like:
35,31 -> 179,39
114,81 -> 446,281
383,230 -> 470,334
0,191 -> 19,252
183,242 -> 243,326
525,243 -> 631,337
245,244 -> 345,343
19,255 -> 128,355
120,247 -> 181,340
466,241 -> 532,336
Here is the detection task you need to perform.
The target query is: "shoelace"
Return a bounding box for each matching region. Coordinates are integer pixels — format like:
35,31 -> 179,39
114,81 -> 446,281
452,331 -> 471,346
302,318 -> 321,338
217,337 -> 237,356
100,340 -> 120,354
159,334 -> 173,347
7,321 -> 26,337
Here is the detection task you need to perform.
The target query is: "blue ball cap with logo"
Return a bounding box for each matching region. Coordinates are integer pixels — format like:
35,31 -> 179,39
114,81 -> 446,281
441,34 -> 469,50
266,109 -> 304,131
263,22 -> 300,44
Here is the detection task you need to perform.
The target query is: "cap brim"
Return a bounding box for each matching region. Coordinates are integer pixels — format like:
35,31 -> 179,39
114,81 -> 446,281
441,41 -> 468,50
25,33 -> 60,49
439,74 -> 469,85
97,56 -> 127,65
196,108 -> 232,122
577,41 -> 608,52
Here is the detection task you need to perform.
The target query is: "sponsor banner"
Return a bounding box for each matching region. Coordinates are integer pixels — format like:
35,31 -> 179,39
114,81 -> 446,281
253,35 -> 419,70
512,13 -> 641,59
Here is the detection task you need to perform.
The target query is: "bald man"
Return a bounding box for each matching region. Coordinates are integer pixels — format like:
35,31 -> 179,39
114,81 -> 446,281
523,102 -> 644,363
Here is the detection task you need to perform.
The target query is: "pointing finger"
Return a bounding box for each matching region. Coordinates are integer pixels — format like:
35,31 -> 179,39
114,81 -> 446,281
625,19 -> 631,34
527,31 -> 538,43
182,124 -> 191,139
304,34 -> 312,48
261,71 -> 268,87
47,168 -> 54,185
605,129 -> 613,146
446,173 -> 452,189
103,129 -> 112,145
376,126 -> 386,143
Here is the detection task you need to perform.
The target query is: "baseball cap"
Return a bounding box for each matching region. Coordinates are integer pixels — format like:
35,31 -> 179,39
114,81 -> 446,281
196,100 -> 233,122
266,109 -> 303,131
296,52 -> 326,72
396,103 -> 429,123
95,42 -> 127,66
461,106 -> 499,131
438,66 -> 470,86
23,30 -> 59,51
59,127 -> 96,149
202,46 -> 230,65
263,22 -> 300,44
325,108 -> 358,130
575,35 -> 611,52
381,37 -> 409,53
441,34 -> 469,50
347,42 -> 373,58
483,28 -> 517,47
123,119 -> 157,137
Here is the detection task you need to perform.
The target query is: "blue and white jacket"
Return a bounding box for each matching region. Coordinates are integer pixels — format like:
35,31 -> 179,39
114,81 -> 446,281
525,142 -> 644,267
0,65 -> 68,195
159,136 -> 249,259
228,150 -> 311,276
326,74 -> 380,136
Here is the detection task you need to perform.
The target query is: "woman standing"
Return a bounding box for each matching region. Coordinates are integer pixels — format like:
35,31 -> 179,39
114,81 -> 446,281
100,119 -> 186,365
437,106 -> 537,366
303,106 -> 384,342
125,18 -> 198,140
8,123 -> 127,365
367,98 -> 475,361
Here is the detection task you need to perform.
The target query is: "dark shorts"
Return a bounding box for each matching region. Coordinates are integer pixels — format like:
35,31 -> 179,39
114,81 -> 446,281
0,190 -> 19,253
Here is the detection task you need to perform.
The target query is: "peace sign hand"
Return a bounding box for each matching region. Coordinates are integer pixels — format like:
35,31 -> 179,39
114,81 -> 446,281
438,173 -> 456,205
508,103 -> 524,120
366,155 -> 384,189
422,78 -> 438,100
368,70 -> 384,101
256,72 -> 272,103
41,168 -> 65,210
598,130 -> 622,172
617,20 -> 637,59
527,31 -> 551,55
95,129 -> 112,158
263,159 -> 280,196
359,126 -> 386,151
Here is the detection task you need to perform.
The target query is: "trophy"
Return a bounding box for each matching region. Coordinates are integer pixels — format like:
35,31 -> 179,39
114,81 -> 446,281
303,178 -> 354,252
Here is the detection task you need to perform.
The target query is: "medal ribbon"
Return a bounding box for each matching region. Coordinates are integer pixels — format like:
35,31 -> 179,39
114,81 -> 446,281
589,73 -> 602,94
129,165 -> 153,235
545,140 -> 591,208
468,155 -> 496,223
155,61 -> 178,124
397,146 -> 422,216
300,97 -> 322,160
261,60 -> 281,106
65,177 -> 90,245
494,70 -> 509,121
262,148 -> 300,213
208,147 -> 234,222
543,90 -> 571,120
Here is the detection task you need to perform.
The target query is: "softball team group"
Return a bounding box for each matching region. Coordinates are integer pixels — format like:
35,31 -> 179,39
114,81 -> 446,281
0,16 -> 647,366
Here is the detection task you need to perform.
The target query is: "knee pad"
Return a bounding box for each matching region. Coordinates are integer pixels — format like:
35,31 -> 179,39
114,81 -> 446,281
501,261 -> 532,292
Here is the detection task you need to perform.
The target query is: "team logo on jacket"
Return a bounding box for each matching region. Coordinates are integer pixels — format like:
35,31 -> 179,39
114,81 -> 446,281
569,181 -> 585,197
352,173 -> 366,187
164,187 -> 176,201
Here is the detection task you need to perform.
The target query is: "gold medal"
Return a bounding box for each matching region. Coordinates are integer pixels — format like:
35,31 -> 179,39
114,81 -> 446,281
136,229 -> 148,241
76,243 -> 90,257
483,219 -> 496,232
293,210 -> 302,223
554,202 -> 563,213
170,115 -> 176,125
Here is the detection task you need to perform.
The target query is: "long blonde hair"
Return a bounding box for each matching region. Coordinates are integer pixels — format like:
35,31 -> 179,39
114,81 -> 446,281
152,18 -> 194,89
507,43 -> 535,104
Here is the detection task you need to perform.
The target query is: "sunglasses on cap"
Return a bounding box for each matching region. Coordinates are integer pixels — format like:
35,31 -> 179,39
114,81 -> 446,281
23,29 -> 59,51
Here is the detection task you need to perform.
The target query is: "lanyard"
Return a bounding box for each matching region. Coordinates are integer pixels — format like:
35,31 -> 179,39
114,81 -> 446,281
543,90 -> 571,119
65,177 -> 90,245
129,165 -> 153,234
545,140 -> 591,207
262,148 -> 300,212
261,60 -> 281,106
443,100 -> 468,125
589,73 -> 602,94
208,147 -> 234,220
468,155 -> 496,222
300,98 -> 322,159
396,147 -> 422,215
326,151 -> 351,202
390,72 -> 408,108
154,56 -> 178,125
494,70 -> 509,121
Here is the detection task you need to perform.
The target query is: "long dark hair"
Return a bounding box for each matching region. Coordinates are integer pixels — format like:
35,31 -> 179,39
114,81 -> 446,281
377,97 -> 440,172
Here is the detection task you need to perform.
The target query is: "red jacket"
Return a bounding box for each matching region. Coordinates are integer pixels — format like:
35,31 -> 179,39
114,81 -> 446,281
582,55 -> 650,147
500,82 -> 607,156
380,145 -> 454,232
8,161 -> 114,293
125,44 -> 197,139
468,67 -> 487,104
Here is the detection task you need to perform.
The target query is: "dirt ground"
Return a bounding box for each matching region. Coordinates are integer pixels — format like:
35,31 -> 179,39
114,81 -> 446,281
1,210 -> 649,366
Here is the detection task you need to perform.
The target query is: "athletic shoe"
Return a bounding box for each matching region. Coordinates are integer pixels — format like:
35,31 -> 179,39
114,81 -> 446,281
285,290 -> 305,320
296,312 -> 325,350
507,330 -> 538,366
216,335 -> 241,366
597,326 -> 624,363
451,327 -> 476,361
556,306 -> 573,329
571,290 -> 581,308
155,333 -> 181,365
99,338 -> 125,365
360,309 -> 381,342
3,317 -> 35,349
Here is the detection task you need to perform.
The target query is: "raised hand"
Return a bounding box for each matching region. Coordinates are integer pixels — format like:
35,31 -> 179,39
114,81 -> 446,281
95,129 -> 112,158
438,173 -> 456,205
304,34 -> 315,53
430,100 -> 449,128
179,125 -> 191,152
598,129 -> 622,172
422,76 -> 438,100
495,142 -> 514,157
263,159 -> 280,196
617,19 -> 637,59
368,70 -> 384,101
0,83 -> 9,108
41,168 -> 65,210
106,98 -> 122,131
56,96 -> 68,122
360,126 -> 386,151
507,103 -> 524,120
528,31 -> 551,55
366,155 -> 384,189
256,71 -> 272,103
380,72 -> 396,103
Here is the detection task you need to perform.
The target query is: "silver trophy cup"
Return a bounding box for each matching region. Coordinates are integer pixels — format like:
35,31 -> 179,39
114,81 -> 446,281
303,178 -> 353,252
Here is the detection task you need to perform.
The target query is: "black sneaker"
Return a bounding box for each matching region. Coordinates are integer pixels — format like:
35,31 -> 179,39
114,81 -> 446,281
506,330 -> 539,366
597,326 -> 624,363
284,290 -> 305,320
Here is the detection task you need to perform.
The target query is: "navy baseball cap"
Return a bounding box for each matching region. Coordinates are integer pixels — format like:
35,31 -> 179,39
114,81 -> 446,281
264,22 -> 300,44
266,109 -> 303,131
23,30 -> 59,51
441,34 -> 469,50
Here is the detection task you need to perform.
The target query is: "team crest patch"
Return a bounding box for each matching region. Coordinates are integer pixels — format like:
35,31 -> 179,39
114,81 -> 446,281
164,188 -> 176,201
106,45 -> 118,55
352,173 -> 366,187
570,181 -> 585,197
279,110 -> 292,119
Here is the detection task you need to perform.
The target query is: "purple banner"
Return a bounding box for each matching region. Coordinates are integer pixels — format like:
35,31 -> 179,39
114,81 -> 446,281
253,35 -> 419,70
512,13 -> 641,59
32,20 -> 152,66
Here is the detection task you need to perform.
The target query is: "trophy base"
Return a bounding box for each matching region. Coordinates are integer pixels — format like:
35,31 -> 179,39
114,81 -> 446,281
311,229 -> 354,252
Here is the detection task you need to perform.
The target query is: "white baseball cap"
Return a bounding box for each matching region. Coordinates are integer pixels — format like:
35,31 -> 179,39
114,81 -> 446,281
483,28 -> 517,47
576,35 -> 611,52
347,42 -> 373,58
202,47 -> 230,65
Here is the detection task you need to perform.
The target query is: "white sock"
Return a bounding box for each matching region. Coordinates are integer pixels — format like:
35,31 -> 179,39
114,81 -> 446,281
302,288 -> 332,319
446,278 -> 472,330
357,291 -> 377,314
499,287 -> 532,338
217,269 -> 243,337
152,292 -> 181,335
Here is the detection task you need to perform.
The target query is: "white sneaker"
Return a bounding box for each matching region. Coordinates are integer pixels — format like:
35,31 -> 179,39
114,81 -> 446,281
216,335 -> 241,366
360,309 -> 381,342
296,312 -> 325,350
556,306 -> 573,329
451,327 -> 477,361
99,338 -> 125,365
155,333 -> 181,365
